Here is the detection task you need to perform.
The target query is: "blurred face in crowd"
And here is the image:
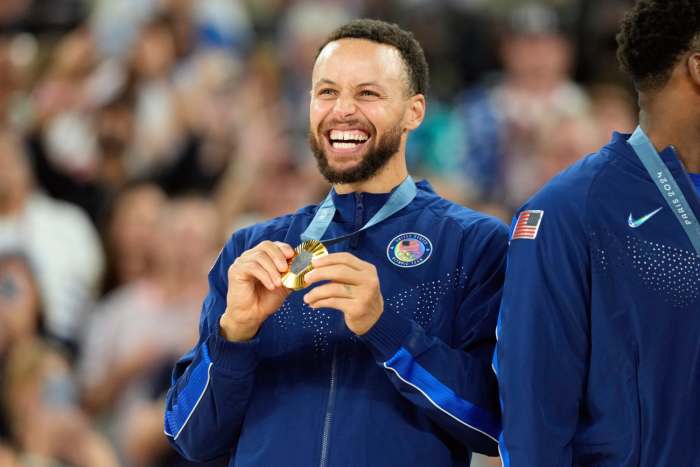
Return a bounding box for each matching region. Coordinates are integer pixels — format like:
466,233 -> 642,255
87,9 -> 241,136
309,38 -> 422,184
133,21 -> 177,79
155,198 -> 221,279
537,116 -> 601,185
0,255 -> 41,355
108,185 -> 166,283
501,33 -> 572,89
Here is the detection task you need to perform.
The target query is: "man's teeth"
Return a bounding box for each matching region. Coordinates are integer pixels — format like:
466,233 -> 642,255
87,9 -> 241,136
329,130 -> 369,142
332,141 -> 359,149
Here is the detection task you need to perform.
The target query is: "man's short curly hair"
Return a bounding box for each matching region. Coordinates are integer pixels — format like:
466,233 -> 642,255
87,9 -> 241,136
318,19 -> 429,96
616,0 -> 700,92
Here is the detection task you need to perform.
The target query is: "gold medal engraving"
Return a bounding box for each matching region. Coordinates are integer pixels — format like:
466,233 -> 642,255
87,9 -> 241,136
281,240 -> 328,290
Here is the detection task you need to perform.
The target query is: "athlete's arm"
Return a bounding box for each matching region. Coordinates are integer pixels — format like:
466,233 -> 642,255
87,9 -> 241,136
164,238 -> 292,461
359,219 -> 508,456
494,193 -> 590,466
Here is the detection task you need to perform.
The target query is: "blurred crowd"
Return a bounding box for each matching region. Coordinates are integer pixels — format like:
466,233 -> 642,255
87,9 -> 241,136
0,0 -> 637,466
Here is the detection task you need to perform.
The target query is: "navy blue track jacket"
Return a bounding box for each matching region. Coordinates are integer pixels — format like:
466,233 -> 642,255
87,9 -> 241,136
164,180 -> 507,466
495,132 -> 700,466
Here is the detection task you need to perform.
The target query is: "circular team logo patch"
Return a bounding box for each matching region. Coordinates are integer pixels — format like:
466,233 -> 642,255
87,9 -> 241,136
387,232 -> 433,268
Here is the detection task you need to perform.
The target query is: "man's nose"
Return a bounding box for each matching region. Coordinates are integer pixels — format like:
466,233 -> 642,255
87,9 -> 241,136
332,95 -> 357,118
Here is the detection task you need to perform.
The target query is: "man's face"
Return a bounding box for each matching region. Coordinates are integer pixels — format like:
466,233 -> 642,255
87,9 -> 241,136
309,38 -> 412,184
501,34 -> 571,85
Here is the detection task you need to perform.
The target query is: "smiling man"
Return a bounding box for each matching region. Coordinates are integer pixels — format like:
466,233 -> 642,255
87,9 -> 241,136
164,19 -> 507,467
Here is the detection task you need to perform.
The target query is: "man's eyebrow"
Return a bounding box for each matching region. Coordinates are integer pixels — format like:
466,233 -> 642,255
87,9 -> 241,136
313,79 -> 387,90
314,78 -> 337,88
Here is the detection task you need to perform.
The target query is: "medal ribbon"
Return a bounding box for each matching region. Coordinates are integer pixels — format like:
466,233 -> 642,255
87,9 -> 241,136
300,176 -> 417,245
629,126 -> 700,256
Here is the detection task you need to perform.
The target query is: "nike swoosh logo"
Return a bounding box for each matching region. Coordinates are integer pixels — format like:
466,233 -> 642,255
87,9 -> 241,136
628,207 -> 663,228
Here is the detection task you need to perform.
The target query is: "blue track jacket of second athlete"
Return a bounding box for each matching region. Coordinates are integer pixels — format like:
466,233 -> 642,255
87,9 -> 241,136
495,132 -> 700,466
164,180 -> 507,466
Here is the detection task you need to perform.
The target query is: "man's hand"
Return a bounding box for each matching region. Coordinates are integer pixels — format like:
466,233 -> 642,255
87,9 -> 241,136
303,253 -> 384,335
220,241 -> 295,342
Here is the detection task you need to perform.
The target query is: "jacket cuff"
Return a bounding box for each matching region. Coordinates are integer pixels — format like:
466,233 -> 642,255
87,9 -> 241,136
360,310 -> 413,362
207,320 -> 260,376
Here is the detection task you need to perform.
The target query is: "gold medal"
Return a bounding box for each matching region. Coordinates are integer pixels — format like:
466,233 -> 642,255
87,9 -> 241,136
281,240 -> 328,291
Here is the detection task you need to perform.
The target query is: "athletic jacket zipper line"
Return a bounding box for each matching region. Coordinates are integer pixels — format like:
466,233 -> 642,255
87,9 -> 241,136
319,346 -> 338,467
351,193 -> 363,250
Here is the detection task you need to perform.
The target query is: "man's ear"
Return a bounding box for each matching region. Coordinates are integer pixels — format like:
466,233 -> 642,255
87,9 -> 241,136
688,52 -> 700,87
403,94 -> 426,132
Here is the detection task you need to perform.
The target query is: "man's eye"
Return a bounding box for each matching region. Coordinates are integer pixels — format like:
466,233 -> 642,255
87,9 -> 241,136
319,89 -> 336,96
359,90 -> 378,97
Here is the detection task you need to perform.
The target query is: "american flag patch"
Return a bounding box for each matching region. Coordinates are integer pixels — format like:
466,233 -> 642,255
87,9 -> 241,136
511,210 -> 544,240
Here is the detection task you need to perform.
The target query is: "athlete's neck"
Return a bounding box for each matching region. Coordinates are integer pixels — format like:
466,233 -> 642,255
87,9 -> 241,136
639,93 -> 700,173
333,153 -> 409,194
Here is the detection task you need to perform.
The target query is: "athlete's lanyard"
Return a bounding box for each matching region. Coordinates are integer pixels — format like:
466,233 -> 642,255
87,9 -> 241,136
628,126 -> 700,256
300,176 -> 417,245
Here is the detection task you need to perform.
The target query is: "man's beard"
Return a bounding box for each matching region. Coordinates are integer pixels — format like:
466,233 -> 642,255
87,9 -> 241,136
309,124 -> 402,184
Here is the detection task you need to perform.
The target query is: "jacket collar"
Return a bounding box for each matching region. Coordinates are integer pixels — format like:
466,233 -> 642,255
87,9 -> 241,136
329,179 -> 433,225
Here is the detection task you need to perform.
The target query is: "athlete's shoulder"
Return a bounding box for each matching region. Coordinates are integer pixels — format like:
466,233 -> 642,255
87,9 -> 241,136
416,183 -> 508,241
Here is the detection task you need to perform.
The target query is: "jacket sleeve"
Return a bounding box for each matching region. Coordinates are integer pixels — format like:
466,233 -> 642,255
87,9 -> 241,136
163,238 -> 260,462
493,194 -> 590,466
360,220 -> 507,456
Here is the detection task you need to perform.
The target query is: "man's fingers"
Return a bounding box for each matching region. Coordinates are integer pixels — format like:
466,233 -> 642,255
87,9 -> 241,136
252,251 -> 285,286
274,241 -> 296,259
303,283 -> 353,304
304,297 -> 353,312
238,262 -> 276,291
257,241 -> 291,272
311,252 -> 366,270
304,263 -> 363,285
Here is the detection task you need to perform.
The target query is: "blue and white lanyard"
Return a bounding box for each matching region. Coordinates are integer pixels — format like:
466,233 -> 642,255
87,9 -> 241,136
300,176 -> 417,245
629,126 -> 700,256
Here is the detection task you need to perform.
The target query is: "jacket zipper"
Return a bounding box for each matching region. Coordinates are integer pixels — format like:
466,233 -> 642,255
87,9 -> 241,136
319,347 -> 338,467
351,193 -> 363,249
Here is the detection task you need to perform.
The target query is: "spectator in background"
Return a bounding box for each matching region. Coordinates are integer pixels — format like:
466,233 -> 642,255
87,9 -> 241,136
101,183 -> 166,294
79,196 -> 221,464
453,2 -> 589,208
0,251 -> 117,467
32,27 -> 98,179
0,252 -> 42,356
0,127 -> 104,352
127,16 -> 186,178
0,252 -> 43,445
3,338 -> 119,467
27,27 -> 111,223
531,114 -> 601,192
